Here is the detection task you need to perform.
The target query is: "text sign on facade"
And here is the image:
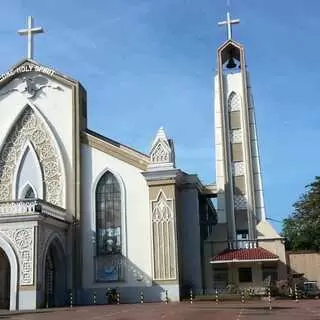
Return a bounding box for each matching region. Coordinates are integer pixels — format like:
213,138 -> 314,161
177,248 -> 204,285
0,64 -> 55,82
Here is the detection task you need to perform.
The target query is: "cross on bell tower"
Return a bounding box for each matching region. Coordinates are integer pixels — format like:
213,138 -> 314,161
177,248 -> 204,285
18,16 -> 44,60
218,11 -> 240,40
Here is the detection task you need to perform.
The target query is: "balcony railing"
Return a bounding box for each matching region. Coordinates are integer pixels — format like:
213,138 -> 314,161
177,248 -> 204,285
0,199 -> 72,222
228,240 -> 258,250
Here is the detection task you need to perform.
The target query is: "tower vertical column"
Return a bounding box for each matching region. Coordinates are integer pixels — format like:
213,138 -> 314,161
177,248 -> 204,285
214,40 -> 266,246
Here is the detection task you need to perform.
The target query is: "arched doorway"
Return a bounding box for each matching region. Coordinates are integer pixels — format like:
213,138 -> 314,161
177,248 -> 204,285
44,238 -> 66,308
0,248 -> 10,309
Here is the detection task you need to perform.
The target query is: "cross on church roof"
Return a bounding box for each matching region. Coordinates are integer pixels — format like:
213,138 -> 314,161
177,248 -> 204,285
218,11 -> 240,41
18,16 -> 44,60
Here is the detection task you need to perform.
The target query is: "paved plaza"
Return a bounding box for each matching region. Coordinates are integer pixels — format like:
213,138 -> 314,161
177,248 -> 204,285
0,300 -> 319,320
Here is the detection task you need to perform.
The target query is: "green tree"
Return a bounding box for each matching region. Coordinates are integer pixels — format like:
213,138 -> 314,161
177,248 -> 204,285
282,176 -> 320,251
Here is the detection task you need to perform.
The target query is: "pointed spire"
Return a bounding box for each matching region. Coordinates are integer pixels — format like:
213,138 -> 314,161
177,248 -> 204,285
149,126 -> 175,170
151,126 -> 168,148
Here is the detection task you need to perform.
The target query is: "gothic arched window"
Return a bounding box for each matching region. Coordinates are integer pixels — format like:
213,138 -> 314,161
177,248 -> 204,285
228,91 -> 241,112
95,171 -> 121,256
22,185 -> 36,199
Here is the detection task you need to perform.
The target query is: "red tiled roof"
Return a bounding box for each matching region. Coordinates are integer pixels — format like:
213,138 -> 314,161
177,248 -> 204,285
210,247 -> 279,264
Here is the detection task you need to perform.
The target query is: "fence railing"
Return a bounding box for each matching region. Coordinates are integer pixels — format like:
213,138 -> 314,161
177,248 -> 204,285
0,199 -> 72,222
228,240 -> 258,250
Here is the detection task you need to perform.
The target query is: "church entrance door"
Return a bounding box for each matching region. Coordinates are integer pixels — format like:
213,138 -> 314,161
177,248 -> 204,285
44,238 -> 66,308
0,248 -> 10,309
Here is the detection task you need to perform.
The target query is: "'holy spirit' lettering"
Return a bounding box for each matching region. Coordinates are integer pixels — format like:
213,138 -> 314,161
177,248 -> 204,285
0,64 -> 55,81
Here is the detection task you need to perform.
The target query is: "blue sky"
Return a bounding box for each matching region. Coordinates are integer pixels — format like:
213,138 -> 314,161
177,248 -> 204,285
0,1 -> 319,231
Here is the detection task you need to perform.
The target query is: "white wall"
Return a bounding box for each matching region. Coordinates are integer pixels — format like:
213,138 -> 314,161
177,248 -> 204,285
80,144 -> 151,288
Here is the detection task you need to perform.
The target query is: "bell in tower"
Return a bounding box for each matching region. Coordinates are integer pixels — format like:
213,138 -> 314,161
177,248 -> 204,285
221,47 -> 241,72
226,55 -> 237,69
224,46 -> 240,70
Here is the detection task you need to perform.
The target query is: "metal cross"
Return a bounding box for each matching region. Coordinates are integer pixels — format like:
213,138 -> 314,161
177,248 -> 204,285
18,16 -> 44,59
218,11 -> 240,40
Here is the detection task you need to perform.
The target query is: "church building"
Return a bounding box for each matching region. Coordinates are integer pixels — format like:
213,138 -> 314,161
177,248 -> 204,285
0,14 -> 285,311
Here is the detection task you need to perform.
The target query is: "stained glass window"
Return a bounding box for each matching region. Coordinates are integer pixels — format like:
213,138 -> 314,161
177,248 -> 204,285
96,171 -> 121,256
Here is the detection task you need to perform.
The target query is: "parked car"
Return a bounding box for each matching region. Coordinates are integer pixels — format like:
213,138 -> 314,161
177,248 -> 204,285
302,281 -> 320,299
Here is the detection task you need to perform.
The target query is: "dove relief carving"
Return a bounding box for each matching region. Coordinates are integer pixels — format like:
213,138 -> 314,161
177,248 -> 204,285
0,75 -> 63,99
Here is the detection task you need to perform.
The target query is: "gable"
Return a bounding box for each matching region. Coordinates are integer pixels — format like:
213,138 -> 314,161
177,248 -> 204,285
0,58 -> 79,87
0,59 -> 87,130
0,59 -> 86,217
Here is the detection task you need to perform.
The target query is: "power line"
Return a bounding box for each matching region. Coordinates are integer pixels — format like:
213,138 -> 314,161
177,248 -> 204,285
266,217 -> 282,223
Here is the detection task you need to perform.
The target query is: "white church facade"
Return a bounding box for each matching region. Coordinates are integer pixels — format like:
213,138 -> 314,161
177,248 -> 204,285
0,15 -> 286,311
0,56 -> 217,310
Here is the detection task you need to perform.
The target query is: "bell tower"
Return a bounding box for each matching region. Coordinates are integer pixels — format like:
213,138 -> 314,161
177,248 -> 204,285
214,11 -> 266,244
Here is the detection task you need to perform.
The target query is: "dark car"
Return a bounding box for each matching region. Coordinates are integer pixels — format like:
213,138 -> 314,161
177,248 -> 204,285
302,282 -> 320,299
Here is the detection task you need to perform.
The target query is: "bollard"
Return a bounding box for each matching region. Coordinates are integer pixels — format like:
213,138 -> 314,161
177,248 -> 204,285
241,290 -> 245,303
93,291 -> 96,305
69,291 -> 73,308
268,287 -> 272,311
106,288 -> 110,304
215,288 -> 219,304
140,290 -> 144,304
295,284 -> 299,302
190,288 -> 193,304
46,290 -> 49,308
165,290 -> 169,304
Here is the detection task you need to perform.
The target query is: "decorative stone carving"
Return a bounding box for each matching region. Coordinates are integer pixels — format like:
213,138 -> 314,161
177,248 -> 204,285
230,129 -> 242,144
149,127 -> 175,170
0,200 -> 70,223
228,91 -> 241,111
151,143 -> 169,164
152,193 -> 173,223
0,106 -> 63,206
0,76 -> 63,99
0,200 -> 36,214
234,195 -> 247,210
14,229 -> 32,249
0,227 -> 34,285
0,185 -> 10,199
151,191 -> 176,280
232,161 -> 245,176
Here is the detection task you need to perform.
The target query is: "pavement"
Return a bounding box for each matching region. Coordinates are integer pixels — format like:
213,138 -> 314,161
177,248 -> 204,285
0,299 -> 319,320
